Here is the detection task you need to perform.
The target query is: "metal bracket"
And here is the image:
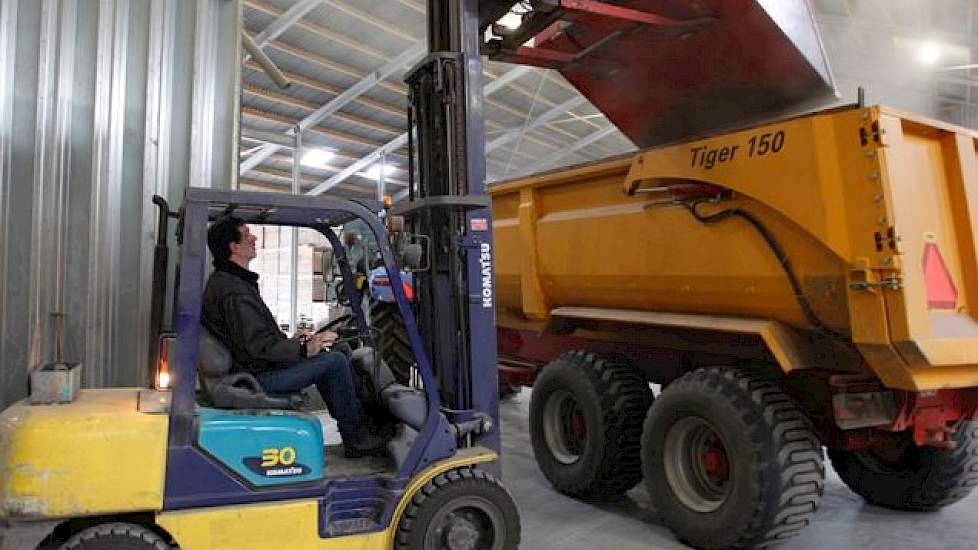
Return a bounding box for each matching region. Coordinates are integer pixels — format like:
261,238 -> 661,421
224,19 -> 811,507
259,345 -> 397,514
404,51 -> 463,88
849,276 -> 902,291
484,0 -> 713,70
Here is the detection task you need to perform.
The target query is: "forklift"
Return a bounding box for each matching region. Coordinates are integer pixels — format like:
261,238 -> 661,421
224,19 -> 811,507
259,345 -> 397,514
0,1 -> 519,548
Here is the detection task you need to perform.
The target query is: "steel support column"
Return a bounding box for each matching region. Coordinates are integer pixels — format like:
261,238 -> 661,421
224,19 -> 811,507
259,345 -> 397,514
289,127 -> 302,335
377,152 -> 387,200
191,0 -> 241,190
86,0 -> 130,386
29,0 -> 77,375
0,0 -> 19,401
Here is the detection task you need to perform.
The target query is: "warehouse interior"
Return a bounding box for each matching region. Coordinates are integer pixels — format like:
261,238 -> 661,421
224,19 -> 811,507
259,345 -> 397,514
1,1 -> 978,549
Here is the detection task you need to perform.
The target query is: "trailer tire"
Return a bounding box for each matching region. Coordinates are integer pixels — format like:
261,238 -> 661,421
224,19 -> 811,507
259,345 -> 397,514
530,351 -> 653,501
642,367 -> 824,549
60,522 -> 170,550
828,423 -> 978,511
394,467 -> 520,550
369,300 -> 413,384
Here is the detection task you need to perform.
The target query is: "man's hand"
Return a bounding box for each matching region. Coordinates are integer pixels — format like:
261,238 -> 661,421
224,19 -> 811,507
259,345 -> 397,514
304,330 -> 338,358
314,330 -> 338,347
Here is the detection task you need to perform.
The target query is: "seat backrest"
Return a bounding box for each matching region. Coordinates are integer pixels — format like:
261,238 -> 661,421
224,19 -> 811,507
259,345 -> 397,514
198,329 -> 232,378
196,327 -> 301,410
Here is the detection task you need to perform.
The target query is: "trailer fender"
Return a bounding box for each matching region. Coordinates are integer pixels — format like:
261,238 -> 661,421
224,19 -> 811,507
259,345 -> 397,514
549,306 -> 817,374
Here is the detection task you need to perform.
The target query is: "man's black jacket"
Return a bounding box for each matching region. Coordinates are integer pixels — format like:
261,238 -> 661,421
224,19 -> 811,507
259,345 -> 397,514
202,259 -> 299,374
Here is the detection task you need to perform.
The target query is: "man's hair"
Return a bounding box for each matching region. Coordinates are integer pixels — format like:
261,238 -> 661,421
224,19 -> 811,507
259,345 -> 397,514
207,215 -> 246,262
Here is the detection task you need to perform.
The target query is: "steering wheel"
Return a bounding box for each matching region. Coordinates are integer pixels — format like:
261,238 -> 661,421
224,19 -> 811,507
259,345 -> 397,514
317,314 -> 353,334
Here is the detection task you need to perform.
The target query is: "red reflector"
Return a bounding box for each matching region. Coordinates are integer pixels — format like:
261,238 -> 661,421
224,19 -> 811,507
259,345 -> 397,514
373,277 -> 390,286
403,281 -> 414,301
922,242 -> 958,309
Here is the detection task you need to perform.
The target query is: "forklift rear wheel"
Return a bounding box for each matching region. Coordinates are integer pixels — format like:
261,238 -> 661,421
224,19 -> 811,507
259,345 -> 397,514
529,351 -> 653,501
642,367 -> 824,549
828,423 -> 978,511
60,522 -> 170,550
395,467 -> 520,550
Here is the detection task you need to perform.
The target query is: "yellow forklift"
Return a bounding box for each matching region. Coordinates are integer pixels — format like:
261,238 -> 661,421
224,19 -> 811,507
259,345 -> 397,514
0,1 -> 518,548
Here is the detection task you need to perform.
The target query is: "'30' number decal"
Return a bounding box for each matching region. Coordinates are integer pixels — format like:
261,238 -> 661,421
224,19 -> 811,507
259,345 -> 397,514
261,447 -> 296,467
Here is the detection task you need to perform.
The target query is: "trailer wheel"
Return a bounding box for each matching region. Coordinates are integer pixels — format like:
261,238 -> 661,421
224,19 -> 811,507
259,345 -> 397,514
369,300 -> 413,384
828,423 -> 978,511
60,522 -> 170,550
395,467 -> 520,550
530,351 -> 653,501
643,367 -> 824,549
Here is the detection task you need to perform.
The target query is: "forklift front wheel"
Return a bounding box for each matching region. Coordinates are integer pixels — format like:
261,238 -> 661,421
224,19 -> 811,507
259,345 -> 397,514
394,467 -> 520,550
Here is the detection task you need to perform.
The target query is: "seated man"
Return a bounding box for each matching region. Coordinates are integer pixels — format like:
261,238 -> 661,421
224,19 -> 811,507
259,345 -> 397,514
202,216 -> 384,458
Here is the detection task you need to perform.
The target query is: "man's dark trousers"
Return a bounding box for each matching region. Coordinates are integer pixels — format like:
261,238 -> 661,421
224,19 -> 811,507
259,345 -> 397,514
255,351 -> 367,443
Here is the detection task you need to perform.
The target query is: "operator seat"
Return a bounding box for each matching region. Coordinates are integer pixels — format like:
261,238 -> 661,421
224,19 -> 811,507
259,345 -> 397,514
349,347 -> 426,431
196,329 -> 303,410
349,347 -> 428,469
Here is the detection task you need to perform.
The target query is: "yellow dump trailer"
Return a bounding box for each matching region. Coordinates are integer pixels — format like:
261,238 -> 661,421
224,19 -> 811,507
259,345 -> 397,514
489,105 -> 978,549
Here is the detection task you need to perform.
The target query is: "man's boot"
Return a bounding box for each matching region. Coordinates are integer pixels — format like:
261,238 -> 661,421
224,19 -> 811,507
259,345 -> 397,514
344,432 -> 387,458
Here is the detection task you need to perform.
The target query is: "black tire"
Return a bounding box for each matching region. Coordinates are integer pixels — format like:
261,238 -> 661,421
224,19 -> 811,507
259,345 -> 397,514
529,351 -> 653,501
60,523 -> 169,550
369,300 -> 413,384
828,422 -> 978,511
642,367 -> 824,550
395,467 -> 521,550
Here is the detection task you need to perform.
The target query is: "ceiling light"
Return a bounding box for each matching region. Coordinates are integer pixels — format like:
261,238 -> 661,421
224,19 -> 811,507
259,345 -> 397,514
917,42 -> 941,66
363,164 -> 398,180
300,148 -> 335,168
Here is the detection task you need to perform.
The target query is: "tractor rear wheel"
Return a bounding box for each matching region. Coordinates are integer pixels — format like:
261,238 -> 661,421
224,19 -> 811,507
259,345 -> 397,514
828,423 -> 978,511
394,467 -> 520,550
642,367 -> 824,549
60,522 -> 169,550
529,351 -> 653,501
369,300 -> 413,384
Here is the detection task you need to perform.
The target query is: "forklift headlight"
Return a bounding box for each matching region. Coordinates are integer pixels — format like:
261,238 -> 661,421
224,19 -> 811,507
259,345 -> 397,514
155,336 -> 173,390
156,370 -> 171,390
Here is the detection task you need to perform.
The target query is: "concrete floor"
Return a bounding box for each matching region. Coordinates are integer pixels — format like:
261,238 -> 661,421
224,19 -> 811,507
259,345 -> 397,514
497,389 -> 978,550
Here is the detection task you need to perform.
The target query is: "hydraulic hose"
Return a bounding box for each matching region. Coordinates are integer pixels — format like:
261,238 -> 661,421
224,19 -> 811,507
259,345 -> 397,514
685,199 -> 843,339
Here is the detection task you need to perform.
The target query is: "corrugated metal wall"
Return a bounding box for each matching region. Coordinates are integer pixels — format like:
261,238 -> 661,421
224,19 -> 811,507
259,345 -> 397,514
0,0 -> 242,408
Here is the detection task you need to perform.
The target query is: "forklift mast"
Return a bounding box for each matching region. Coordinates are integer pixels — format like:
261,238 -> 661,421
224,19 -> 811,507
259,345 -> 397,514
400,0 -> 501,457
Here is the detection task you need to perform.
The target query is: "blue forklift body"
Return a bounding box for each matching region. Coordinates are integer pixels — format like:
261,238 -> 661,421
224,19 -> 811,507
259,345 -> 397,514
196,408 -> 325,487
159,189 -> 496,536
